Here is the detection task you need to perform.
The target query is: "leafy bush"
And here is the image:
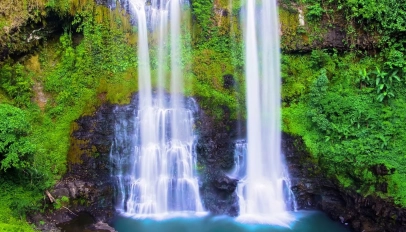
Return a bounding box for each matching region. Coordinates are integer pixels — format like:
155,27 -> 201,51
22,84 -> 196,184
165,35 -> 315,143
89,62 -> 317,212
306,3 -> 325,21
192,0 -> 213,34
0,63 -> 33,108
282,52 -> 406,205
0,104 -> 35,171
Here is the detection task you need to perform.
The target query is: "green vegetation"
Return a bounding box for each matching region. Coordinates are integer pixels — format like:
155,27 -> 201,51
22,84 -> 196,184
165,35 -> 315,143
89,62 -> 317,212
0,64 -> 33,107
54,196 -> 69,210
300,0 -> 406,47
282,50 -> 406,205
191,0 -> 213,36
279,0 -> 406,205
188,0 -> 244,119
0,104 -> 35,171
0,1 -> 138,230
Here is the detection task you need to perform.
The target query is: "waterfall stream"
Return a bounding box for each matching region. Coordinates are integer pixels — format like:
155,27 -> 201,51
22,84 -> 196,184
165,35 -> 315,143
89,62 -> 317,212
110,96 -> 204,216
237,0 -> 295,225
109,0 -> 204,217
109,0 -> 295,223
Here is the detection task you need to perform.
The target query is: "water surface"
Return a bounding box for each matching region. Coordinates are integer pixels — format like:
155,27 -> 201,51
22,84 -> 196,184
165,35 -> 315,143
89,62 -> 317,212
113,211 -> 350,232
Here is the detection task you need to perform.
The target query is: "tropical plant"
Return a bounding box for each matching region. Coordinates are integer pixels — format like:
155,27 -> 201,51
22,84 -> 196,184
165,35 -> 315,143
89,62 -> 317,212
357,68 -> 370,89
373,67 -> 400,102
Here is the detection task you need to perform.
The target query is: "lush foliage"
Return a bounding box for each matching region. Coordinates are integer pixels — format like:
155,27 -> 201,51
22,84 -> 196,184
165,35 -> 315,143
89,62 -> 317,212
0,104 -> 35,171
282,51 -> 406,205
0,1 -> 138,229
280,1 -> 406,205
300,0 -> 406,47
187,0 -> 244,119
0,64 -> 33,107
191,0 -> 213,35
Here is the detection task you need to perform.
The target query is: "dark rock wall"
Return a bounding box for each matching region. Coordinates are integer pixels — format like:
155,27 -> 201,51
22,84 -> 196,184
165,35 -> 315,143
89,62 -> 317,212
195,107 -> 241,216
0,13 -> 65,62
64,103 -> 116,222
283,133 -> 406,232
32,103 -> 117,231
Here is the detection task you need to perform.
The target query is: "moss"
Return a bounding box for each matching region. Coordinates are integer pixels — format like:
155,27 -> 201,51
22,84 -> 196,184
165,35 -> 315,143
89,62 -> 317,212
67,130 -> 87,165
25,55 -> 41,73
186,46 -> 242,119
67,123 -> 98,170
280,8 -> 301,50
0,0 -> 46,36
96,68 -> 139,105
0,90 -> 11,104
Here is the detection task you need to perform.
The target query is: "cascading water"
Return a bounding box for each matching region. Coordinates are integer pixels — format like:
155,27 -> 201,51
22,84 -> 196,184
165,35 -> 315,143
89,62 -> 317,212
110,96 -> 204,216
110,0 -> 204,217
229,140 -> 247,179
237,0 -> 295,225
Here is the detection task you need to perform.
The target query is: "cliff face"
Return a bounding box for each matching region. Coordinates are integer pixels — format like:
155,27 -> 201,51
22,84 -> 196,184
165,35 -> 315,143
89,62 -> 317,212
283,133 -> 406,232
30,93 -> 406,232
278,6 -> 378,52
195,106 -> 241,216
30,103 -> 117,231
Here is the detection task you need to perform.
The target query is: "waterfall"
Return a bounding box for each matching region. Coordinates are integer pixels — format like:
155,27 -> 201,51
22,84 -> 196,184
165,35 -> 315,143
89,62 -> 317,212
155,0 -> 169,106
237,0 -> 295,225
110,96 -> 204,216
110,0 -> 204,217
228,140 -> 247,179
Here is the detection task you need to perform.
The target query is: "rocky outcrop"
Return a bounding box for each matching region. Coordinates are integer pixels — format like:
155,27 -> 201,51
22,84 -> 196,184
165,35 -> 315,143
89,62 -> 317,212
0,13 -> 64,62
277,2 -> 379,52
194,104 -> 242,216
30,103 -> 117,231
283,133 -> 406,232
86,221 -> 118,232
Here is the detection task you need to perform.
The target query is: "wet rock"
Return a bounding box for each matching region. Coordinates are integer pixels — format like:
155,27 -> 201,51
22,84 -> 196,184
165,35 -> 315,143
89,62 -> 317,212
373,164 -> 390,176
223,74 -> 235,89
29,103 -> 116,230
30,92 -> 406,232
278,3 -> 378,52
283,133 -> 406,232
52,188 -> 70,199
67,182 -> 78,198
86,221 -> 117,232
53,212 -> 116,232
29,93 -> 245,229
377,182 -> 388,193
195,103 -> 242,216
214,176 -> 238,193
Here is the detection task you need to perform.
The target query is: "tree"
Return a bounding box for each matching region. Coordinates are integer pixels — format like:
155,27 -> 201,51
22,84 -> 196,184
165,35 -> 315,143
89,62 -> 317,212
0,104 -> 35,171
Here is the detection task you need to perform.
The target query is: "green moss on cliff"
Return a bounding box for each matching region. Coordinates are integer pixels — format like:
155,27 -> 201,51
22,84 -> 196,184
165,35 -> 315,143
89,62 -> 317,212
280,8 -> 306,50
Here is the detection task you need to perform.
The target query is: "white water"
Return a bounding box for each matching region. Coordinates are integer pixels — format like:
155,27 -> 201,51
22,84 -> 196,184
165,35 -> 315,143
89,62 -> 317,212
110,97 -> 204,216
237,0 -> 294,225
110,0 -> 203,217
228,140 -> 247,179
154,0 -> 169,106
